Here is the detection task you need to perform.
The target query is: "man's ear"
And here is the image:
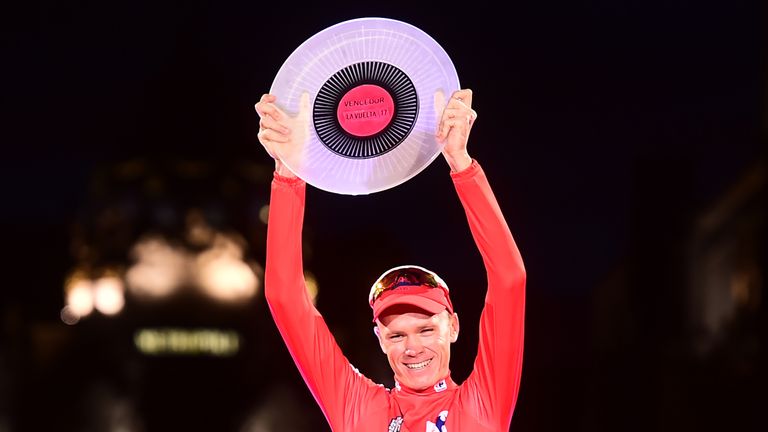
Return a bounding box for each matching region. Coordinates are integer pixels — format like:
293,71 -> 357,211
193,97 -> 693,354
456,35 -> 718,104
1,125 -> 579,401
373,326 -> 387,354
450,313 -> 460,343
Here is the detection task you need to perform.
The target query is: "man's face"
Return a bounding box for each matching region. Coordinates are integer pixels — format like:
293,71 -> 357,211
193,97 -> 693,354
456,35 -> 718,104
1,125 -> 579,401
375,307 -> 459,391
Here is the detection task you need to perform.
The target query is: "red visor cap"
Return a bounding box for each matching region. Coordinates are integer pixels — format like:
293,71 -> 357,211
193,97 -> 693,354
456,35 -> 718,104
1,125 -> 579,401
371,284 -> 454,322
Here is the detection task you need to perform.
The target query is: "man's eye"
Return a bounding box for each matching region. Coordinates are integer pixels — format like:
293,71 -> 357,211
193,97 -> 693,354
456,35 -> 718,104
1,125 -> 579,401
421,328 -> 434,334
389,335 -> 403,341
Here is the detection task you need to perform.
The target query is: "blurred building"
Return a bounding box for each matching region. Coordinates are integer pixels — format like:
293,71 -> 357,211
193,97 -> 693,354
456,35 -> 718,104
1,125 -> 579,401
5,158 -> 327,431
589,157 -> 766,431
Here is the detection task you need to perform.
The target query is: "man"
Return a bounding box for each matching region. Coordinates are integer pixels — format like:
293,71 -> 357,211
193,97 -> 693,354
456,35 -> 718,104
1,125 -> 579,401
256,89 -> 526,431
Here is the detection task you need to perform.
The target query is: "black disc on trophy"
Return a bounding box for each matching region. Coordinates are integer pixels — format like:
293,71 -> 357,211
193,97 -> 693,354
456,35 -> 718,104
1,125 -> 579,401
313,61 -> 418,159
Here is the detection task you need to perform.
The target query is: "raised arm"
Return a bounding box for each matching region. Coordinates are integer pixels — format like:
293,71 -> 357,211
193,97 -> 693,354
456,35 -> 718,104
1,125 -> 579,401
257,95 -> 387,429
453,160 -> 526,429
436,90 -> 526,429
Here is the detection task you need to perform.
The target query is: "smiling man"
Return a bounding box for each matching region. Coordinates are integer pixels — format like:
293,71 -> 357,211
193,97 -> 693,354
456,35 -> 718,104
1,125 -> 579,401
257,89 -> 526,431
370,266 -> 459,394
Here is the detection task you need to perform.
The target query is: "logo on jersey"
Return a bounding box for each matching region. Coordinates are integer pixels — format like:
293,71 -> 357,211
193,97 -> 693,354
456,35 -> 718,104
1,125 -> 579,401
433,379 -> 447,392
426,410 -> 449,431
388,416 -> 403,432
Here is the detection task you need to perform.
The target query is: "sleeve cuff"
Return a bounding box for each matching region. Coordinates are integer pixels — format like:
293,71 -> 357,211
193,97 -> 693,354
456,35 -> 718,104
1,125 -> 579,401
450,159 -> 482,183
273,171 -> 306,187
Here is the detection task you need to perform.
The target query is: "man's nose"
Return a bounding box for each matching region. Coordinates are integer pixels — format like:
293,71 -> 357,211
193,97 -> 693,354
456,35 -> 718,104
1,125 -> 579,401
404,338 -> 423,356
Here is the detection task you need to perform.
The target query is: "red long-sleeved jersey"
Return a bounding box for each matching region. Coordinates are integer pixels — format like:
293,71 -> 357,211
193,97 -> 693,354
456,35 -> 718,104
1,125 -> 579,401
265,160 -> 526,431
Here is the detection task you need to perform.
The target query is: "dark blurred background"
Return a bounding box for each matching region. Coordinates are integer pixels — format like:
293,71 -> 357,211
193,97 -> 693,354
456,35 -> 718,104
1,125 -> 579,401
3,1 -> 766,431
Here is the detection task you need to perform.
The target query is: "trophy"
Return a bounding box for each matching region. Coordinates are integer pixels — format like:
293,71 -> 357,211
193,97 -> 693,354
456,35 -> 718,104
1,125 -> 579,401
269,17 -> 460,195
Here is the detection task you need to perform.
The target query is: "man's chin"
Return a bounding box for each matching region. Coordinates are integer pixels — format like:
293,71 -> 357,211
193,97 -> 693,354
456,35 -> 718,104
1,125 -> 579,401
397,374 -> 434,391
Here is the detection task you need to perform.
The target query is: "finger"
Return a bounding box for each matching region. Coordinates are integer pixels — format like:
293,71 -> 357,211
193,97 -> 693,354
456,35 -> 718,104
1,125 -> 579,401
468,109 -> 478,126
438,110 -> 459,139
254,102 -> 269,119
451,89 -> 473,108
441,106 -> 468,118
441,106 -> 475,125
433,89 -> 446,118
255,94 -> 283,120
254,94 -> 273,116
258,128 -> 291,144
255,104 -> 283,120
445,97 -> 470,115
439,118 -> 471,139
444,117 -> 471,129
259,115 -> 291,135
437,113 -> 452,140
438,117 -> 467,141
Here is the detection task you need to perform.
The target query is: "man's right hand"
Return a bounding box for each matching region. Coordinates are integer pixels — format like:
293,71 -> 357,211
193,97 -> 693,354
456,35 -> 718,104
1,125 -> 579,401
254,93 -> 310,178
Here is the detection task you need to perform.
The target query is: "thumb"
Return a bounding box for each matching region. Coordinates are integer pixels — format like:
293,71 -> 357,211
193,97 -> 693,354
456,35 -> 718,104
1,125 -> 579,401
434,90 -> 446,120
298,91 -> 311,119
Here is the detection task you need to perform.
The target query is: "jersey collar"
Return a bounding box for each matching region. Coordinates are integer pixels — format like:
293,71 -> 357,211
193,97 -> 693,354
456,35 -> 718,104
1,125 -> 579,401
393,376 -> 457,396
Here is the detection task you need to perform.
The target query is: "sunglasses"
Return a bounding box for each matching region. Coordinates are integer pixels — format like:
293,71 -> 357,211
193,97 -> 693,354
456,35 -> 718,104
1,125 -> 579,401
368,265 -> 450,308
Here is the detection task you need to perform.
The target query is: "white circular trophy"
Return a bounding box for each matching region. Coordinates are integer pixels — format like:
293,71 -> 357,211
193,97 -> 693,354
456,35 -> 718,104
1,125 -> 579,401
269,17 -> 460,195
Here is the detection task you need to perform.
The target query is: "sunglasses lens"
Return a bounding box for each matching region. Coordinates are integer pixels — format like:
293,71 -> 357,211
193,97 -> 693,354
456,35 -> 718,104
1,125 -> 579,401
369,266 -> 445,306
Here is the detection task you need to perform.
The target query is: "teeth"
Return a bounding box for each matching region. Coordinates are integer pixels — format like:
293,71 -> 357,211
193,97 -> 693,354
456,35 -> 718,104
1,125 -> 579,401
405,359 -> 432,370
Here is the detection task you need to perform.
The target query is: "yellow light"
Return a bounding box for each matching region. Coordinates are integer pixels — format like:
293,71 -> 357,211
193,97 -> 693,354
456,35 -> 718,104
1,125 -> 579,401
134,328 -> 240,356
93,276 -> 125,315
304,271 -> 318,305
66,278 -> 94,317
125,236 -> 188,298
259,205 -> 270,224
195,234 -> 259,302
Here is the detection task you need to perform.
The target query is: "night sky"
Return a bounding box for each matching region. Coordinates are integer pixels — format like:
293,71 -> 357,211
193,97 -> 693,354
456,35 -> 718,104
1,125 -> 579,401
6,0 -> 763,298
3,1 -> 766,431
